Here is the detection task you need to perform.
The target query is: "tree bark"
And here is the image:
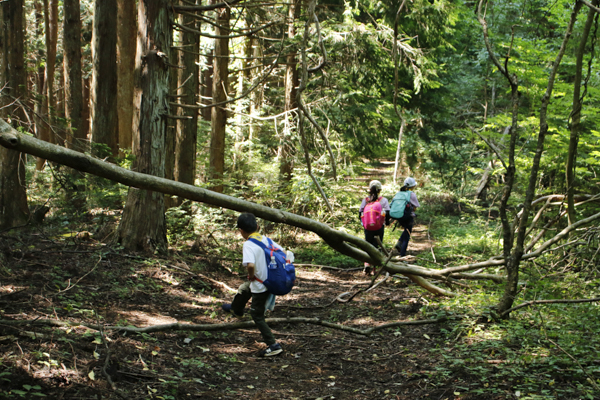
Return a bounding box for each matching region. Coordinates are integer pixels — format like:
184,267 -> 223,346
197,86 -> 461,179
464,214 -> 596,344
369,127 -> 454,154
209,2 -> 230,193
63,0 -> 83,152
0,0 -> 29,229
566,2 -> 596,226
116,0 -> 137,153
116,0 -> 171,253
164,49 -> 178,208
201,51 -> 213,122
33,0 -> 44,143
279,0 -> 301,182
81,76 -> 90,141
36,0 -> 58,170
90,0 -> 118,159
174,2 -> 200,204
393,117 -> 406,185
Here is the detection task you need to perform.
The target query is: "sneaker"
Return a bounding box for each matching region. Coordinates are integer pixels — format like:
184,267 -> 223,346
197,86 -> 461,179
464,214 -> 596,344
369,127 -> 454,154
258,343 -> 283,357
221,303 -> 243,317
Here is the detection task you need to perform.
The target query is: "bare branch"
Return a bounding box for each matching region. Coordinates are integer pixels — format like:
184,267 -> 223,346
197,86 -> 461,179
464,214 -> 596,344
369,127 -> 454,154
581,0 -> 600,14
173,19 -> 282,39
173,0 -> 244,13
470,125 -> 508,170
500,296 -> 600,318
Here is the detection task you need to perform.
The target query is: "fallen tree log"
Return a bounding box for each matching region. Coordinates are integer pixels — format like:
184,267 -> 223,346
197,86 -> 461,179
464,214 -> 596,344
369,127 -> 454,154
0,119 -> 455,296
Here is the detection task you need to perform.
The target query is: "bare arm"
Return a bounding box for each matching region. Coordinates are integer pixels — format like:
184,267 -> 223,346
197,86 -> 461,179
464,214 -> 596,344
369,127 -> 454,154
246,262 -> 256,280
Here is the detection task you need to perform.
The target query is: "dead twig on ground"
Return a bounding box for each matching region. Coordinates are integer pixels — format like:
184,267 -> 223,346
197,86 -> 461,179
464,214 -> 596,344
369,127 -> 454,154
337,243 -> 395,303
54,254 -> 103,295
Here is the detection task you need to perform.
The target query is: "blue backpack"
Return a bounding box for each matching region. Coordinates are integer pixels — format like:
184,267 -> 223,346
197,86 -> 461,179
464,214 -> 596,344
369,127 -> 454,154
389,191 -> 413,220
249,238 -> 296,295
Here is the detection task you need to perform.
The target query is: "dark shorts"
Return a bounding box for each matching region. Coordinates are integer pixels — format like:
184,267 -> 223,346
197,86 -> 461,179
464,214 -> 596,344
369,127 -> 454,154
364,226 -> 385,248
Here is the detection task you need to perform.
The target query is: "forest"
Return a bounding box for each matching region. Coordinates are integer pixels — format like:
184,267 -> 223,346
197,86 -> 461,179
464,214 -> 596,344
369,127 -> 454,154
1,0 -> 600,398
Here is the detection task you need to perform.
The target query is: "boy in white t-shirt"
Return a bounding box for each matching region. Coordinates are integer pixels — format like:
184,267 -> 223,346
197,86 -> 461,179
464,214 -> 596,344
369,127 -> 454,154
221,213 -> 284,357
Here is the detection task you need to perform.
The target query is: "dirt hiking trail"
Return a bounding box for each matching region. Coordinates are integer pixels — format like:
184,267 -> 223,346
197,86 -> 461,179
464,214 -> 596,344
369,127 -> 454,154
1,230 -> 450,400
0,162 -> 457,400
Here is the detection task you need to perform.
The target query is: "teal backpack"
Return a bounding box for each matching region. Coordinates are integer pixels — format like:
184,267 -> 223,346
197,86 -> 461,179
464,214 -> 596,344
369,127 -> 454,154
389,191 -> 412,220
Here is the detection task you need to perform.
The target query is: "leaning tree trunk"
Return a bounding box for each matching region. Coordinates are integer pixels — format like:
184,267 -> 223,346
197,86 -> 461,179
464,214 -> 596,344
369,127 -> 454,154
208,2 -> 230,193
0,0 -> 29,229
90,0 -> 118,159
0,120 -> 456,297
116,0 -> 171,253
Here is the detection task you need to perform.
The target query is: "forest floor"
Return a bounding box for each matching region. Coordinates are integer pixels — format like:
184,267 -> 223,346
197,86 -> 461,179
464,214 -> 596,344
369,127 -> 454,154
0,225 -> 465,400
0,162 -> 490,400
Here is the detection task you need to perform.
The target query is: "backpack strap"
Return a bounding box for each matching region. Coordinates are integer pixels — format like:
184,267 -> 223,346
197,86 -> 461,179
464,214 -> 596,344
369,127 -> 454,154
248,237 -> 281,284
248,237 -> 271,284
249,237 -> 266,250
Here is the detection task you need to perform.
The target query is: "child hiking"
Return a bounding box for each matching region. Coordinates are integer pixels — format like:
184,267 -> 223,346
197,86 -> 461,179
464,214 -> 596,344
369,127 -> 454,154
389,177 -> 420,257
358,180 -> 390,275
221,213 -> 288,357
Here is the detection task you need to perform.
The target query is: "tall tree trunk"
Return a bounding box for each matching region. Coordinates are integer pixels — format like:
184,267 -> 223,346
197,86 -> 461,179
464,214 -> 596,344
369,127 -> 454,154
33,0 -> 44,142
81,76 -> 90,142
566,3 -> 596,226
117,0 -> 171,253
0,0 -> 30,229
393,117 -> 406,185
280,0 -> 301,182
201,51 -> 213,122
63,0 -> 83,152
209,3 -> 229,193
36,0 -> 58,170
174,2 -> 199,205
90,0 -> 118,159
164,40 -> 178,209
246,36 -> 259,143
117,0 -> 137,153
477,0 -> 521,315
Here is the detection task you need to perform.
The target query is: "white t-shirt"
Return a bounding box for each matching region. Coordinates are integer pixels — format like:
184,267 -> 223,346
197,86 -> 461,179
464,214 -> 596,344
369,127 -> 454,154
243,235 -> 284,293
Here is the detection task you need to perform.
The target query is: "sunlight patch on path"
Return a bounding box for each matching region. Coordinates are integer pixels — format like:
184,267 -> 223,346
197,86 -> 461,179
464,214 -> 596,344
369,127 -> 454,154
117,310 -> 178,326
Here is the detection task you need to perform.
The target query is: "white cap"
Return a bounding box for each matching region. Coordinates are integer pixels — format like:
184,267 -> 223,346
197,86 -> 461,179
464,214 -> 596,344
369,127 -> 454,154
369,180 -> 382,191
404,177 -> 417,188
